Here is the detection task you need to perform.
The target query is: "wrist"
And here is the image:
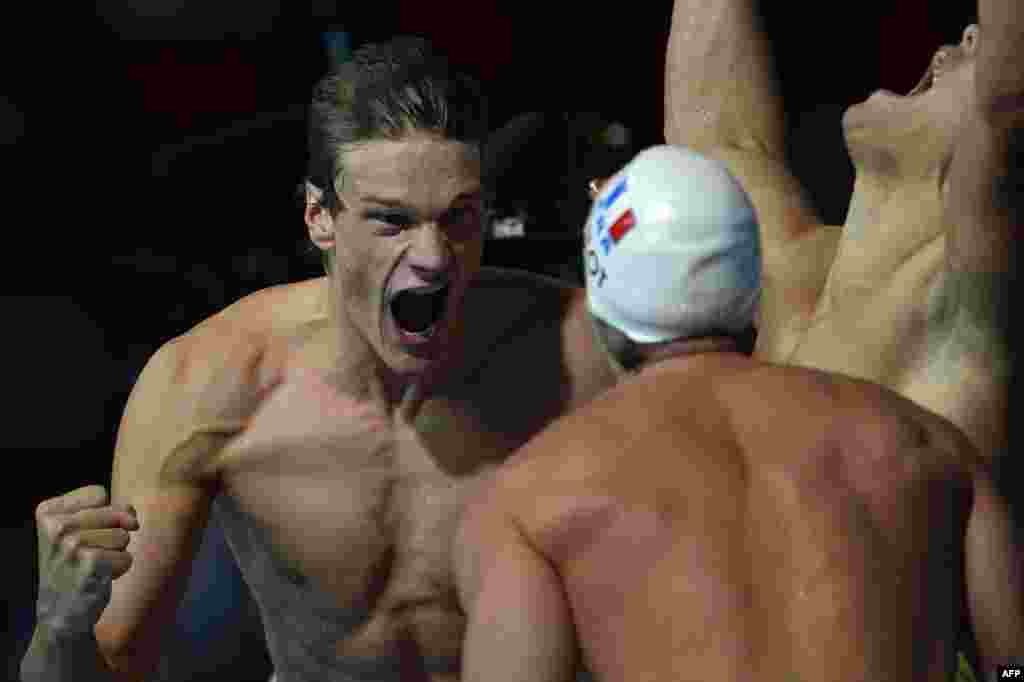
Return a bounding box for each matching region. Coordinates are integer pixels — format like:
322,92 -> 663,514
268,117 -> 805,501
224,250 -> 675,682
32,619 -> 97,647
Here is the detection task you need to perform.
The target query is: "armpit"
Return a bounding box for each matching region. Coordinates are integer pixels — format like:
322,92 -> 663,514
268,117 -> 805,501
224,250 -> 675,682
951,271 -> 1013,350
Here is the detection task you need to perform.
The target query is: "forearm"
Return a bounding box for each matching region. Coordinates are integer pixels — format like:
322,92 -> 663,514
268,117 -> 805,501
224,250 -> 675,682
462,588 -> 577,682
21,624 -> 129,682
977,0 -> 1024,124
458,522 -> 577,682
664,0 -> 783,154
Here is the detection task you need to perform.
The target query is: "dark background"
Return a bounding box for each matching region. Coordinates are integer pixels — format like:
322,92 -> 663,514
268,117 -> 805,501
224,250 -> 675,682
3,0 -> 994,679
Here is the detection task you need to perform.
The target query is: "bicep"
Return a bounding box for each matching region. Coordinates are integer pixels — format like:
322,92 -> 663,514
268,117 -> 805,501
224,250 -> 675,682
945,6 -> 1024,337
94,343 -> 221,674
944,116 -> 1020,283
943,114 -> 1020,371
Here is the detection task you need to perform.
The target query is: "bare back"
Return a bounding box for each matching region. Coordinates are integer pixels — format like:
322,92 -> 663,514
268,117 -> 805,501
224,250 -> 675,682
508,357 -> 975,682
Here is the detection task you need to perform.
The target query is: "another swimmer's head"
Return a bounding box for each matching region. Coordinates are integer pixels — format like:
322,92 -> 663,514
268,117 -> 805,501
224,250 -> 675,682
583,145 -> 761,375
303,37 -> 489,376
843,24 -> 980,183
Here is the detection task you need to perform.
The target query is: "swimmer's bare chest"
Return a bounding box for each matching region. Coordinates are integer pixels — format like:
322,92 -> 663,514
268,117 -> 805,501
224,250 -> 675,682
772,226 -> 949,385
759,212 -> 1002,439
201,290 -> 566,679
772,223 -> 1008,454
216,393 -> 526,679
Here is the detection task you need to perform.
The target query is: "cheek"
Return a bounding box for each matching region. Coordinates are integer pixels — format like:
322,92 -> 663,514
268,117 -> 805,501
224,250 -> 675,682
344,263 -> 373,312
336,235 -> 388,312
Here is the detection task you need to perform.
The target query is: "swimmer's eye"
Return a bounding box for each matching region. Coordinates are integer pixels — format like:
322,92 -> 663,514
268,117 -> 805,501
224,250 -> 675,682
442,204 -> 482,241
365,210 -> 413,235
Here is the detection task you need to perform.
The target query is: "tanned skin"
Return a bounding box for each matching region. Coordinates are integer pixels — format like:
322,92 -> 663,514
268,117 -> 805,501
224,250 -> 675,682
458,350 -> 1019,681
22,134 -> 615,682
660,0 -> 1022,673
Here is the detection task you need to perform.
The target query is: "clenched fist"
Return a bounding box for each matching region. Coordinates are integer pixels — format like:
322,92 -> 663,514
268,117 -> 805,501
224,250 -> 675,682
33,485 -> 138,635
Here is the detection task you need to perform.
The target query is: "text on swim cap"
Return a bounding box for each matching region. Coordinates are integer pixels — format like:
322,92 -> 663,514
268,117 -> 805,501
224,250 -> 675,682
586,248 -> 608,287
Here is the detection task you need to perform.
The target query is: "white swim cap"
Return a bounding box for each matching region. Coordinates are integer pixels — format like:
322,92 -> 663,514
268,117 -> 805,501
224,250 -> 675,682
584,145 -> 761,343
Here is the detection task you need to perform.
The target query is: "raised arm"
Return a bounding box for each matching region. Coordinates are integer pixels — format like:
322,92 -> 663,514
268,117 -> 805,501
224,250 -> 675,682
22,335 -> 255,681
664,0 -> 834,363
953,3 -> 1024,657
665,0 -> 782,156
664,0 -> 822,236
942,0 -> 1023,457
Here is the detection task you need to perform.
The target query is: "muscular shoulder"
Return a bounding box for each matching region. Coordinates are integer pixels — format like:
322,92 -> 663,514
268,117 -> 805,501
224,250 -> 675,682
188,276 -> 327,341
448,268 -> 612,416
463,267 -> 576,335
116,280 -> 323,481
743,364 -> 976,480
159,279 -> 323,407
491,380 -> 648,497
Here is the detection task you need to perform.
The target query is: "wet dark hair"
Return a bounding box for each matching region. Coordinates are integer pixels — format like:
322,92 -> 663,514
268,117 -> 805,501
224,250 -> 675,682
305,36 -> 489,215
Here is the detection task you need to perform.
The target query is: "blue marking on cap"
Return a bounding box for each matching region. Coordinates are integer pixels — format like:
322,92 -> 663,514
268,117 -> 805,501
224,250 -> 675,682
593,176 -> 628,242
598,177 -> 627,211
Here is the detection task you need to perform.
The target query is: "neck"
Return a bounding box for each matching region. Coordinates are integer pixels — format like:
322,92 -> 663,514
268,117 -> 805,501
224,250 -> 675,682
636,336 -> 745,375
834,168 -> 945,278
320,277 -> 431,421
843,171 -> 897,236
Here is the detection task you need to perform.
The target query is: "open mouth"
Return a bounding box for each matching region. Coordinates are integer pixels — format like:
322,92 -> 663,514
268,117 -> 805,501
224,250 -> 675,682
388,283 -> 451,341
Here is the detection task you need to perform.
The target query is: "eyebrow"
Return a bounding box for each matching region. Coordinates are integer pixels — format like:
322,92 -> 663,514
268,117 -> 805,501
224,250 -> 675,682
361,189 -> 483,211
362,196 -> 411,209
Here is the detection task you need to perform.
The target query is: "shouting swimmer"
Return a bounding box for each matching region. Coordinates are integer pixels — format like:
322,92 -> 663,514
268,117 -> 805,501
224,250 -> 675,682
21,37 -> 615,682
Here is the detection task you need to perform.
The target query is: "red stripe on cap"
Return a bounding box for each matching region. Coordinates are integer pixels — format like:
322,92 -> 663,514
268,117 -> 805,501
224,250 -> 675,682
609,209 -> 636,243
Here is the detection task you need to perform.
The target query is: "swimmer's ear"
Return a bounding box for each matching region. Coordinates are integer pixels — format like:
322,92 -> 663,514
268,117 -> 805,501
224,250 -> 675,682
305,181 -> 336,252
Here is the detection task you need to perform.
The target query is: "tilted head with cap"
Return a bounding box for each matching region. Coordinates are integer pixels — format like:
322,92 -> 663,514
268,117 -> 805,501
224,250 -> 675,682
583,145 -> 762,373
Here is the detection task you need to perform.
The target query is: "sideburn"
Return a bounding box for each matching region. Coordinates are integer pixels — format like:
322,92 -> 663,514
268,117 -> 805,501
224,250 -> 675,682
331,236 -> 377,327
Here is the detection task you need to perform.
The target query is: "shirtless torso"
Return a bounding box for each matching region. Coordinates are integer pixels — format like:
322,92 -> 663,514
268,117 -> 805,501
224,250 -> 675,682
94,268 -> 612,682
459,354 -> 999,681
663,0 -> 1020,459
654,1 -> 1023,673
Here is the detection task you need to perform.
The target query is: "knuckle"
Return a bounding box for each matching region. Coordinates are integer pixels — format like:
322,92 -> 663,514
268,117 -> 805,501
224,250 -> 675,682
77,547 -> 101,573
60,533 -> 83,556
116,553 -> 134,576
43,516 -> 69,540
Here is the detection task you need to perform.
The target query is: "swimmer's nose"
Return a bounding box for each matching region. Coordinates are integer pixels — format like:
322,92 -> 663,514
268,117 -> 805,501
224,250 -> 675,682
408,224 -> 453,282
